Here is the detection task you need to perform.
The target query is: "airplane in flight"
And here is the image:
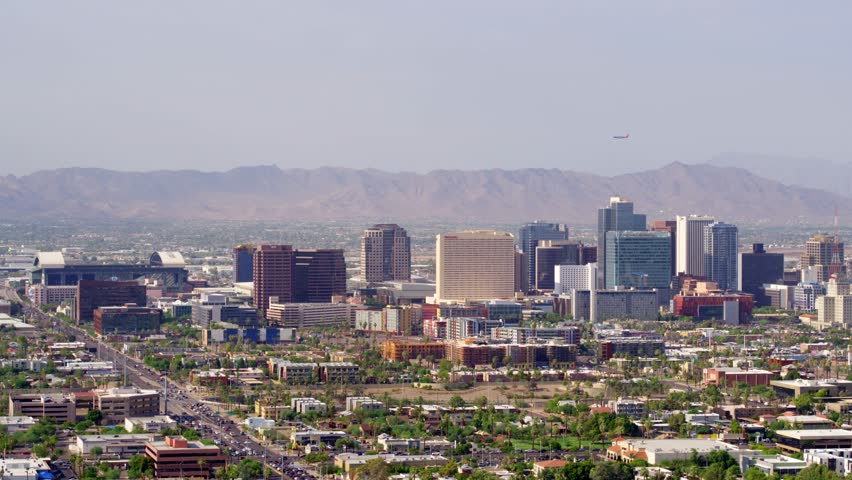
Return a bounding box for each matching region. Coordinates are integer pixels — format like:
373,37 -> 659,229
612,134 -> 630,139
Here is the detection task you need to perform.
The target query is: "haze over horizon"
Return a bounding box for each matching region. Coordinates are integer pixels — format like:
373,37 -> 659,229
2,2 -> 851,176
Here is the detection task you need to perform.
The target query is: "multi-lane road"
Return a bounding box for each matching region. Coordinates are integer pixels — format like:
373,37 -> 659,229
19,298 -> 314,480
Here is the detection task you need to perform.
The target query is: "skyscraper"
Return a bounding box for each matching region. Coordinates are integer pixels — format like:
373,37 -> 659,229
294,249 -> 347,303
703,222 -> 738,291
596,197 -> 646,288
676,215 -> 715,276
253,245 -> 295,312
534,240 -> 580,291
232,244 -> 254,283
650,220 -> 677,277
518,221 -> 569,292
436,231 -> 515,303
738,243 -> 784,305
801,234 -> 845,282
514,250 -> 528,293
604,231 -> 671,289
360,224 -> 411,284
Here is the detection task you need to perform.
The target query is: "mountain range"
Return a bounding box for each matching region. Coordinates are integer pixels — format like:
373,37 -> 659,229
707,152 -> 852,196
0,162 -> 846,225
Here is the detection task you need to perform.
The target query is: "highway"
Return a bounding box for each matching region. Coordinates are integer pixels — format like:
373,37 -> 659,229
19,299 -> 314,480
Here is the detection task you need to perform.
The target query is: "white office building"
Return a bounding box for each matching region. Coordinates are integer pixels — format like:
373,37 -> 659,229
554,263 -> 597,295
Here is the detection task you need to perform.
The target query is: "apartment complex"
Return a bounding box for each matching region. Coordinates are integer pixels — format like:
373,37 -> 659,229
380,340 -> 447,362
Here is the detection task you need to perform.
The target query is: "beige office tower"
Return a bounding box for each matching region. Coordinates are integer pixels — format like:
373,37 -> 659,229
435,231 -> 515,303
361,224 -> 411,284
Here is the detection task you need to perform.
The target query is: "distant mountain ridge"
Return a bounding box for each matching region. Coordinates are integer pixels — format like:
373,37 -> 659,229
708,152 -> 852,196
0,162 -> 846,225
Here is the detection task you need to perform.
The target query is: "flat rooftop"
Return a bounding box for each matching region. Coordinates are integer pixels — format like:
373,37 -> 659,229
775,429 -> 852,440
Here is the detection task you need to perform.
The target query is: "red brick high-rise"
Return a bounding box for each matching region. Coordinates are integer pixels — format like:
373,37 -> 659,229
253,245 -> 295,312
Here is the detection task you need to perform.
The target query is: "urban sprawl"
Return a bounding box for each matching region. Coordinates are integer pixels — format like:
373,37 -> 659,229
2,198 -> 852,480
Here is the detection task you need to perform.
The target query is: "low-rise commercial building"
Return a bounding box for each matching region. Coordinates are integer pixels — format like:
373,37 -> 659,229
606,438 -> 734,465
736,452 -> 808,477
773,415 -> 835,430
703,367 -> 773,387
334,453 -> 447,473
145,435 -> 226,479
0,415 -> 37,433
202,327 -> 296,345
125,415 -> 178,433
775,430 -> 852,454
290,430 -> 347,447
0,458 -> 53,480
346,397 -> 385,412
8,393 -> 75,423
75,433 -> 153,456
94,387 -> 161,422
770,379 -> 852,398
804,449 -> 852,477
93,305 -> 162,336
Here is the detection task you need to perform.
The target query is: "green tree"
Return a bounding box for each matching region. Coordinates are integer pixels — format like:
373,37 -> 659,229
237,458 -> 264,480
85,409 -> 103,426
90,446 -> 104,459
743,467 -> 769,480
794,464 -> 841,480
128,454 -> 154,479
354,458 -> 391,480
448,396 -> 466,409
590,462 -> 634,480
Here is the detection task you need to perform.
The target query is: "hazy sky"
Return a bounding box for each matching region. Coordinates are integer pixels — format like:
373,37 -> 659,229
1,2 -> 850,176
